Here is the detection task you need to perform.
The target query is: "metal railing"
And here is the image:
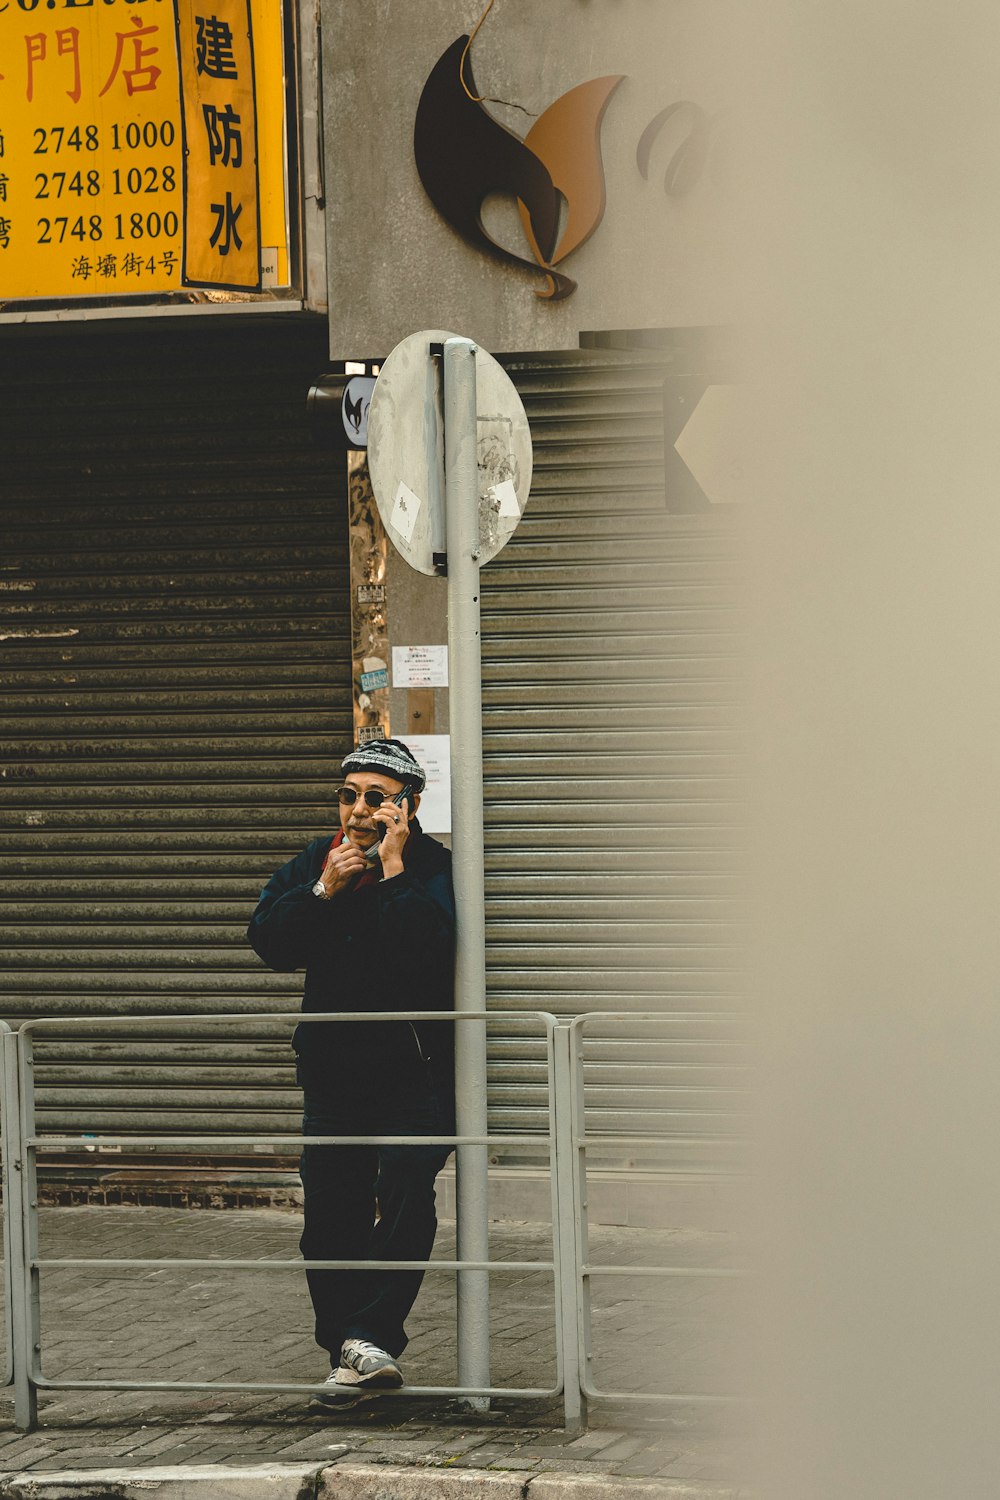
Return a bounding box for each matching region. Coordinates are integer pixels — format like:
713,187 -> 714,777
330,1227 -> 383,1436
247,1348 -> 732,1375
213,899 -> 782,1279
0,1009 -> 745,1431
569,1013 -> 747,1407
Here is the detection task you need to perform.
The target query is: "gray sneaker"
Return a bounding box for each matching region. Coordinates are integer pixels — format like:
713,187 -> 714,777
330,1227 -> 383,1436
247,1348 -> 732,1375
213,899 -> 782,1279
334,1337 -> 404,1389
308,1370 -> 368,1411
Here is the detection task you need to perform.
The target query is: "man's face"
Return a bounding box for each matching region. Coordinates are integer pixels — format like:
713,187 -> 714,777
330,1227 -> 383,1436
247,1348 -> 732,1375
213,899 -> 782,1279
339,771 -> 411,850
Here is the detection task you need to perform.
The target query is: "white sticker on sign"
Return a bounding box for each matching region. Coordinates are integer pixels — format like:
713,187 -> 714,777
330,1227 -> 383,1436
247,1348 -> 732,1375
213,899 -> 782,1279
392,644 -> 449,689
391,481 -> 421,544
261,248 -> 279,288
493,478 -> 521,518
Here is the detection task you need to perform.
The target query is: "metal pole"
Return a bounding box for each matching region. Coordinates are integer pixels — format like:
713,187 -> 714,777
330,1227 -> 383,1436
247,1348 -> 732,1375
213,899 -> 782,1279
443,335 -> 491,1409
569,1020 -> 595,1413
1,1024 -> 14,1391
552,1022 -> 586,1430
4,1031 -> 37,1430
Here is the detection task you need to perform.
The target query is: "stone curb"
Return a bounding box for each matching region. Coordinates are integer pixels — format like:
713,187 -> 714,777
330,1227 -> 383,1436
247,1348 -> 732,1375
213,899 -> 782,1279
0,1467 -> 319,1500
0,1465 -> 319,1500
324,1470 -> 741,1500
0,1462 -> 743,1500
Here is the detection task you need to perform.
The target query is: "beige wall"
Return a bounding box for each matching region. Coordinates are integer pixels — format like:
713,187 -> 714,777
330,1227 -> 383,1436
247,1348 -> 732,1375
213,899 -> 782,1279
322,0 -> 741,356
742,3 -> 1000,1496
330,8 -> 1000,1489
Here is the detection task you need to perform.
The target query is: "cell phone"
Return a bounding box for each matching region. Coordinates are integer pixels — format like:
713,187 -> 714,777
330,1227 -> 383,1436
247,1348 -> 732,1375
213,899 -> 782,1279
363,787 -> 412,862
376,786 -> 412,840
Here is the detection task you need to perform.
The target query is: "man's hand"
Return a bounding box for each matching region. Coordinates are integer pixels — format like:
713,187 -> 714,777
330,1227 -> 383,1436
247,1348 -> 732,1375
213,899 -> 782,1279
316,840 -> 367,897
372,802 -> 410,877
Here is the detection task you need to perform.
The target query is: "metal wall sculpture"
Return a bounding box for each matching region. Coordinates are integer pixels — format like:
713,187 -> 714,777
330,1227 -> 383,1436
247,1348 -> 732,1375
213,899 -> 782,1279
414,33 -> 623,301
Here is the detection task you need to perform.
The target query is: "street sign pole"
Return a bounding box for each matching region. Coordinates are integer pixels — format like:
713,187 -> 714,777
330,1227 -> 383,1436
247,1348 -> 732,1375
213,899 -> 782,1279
366,328 -> 531,1411
443,336 -> 491,1409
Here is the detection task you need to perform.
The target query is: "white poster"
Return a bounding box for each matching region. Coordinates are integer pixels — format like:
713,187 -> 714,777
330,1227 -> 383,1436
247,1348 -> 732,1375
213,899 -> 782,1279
405,734 -> 451,834
392,644 -> 449,688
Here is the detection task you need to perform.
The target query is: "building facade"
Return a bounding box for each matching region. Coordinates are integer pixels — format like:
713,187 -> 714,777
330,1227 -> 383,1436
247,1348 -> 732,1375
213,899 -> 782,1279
0,0 -> 746,1206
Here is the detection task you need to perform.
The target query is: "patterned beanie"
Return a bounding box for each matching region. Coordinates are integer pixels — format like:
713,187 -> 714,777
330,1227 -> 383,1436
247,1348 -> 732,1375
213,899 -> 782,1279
340,737 -> 427,792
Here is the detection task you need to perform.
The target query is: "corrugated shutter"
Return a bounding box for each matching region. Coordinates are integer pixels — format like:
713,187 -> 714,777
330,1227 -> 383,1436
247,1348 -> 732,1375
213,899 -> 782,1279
483,348 -> 747,1173
1,327 -> 745,1182
0,316 -> 346,1148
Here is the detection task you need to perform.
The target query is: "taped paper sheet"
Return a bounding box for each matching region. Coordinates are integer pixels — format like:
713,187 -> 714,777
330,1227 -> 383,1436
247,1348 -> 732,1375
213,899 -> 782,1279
405,734 -> 451,834
390,481 -> 421,544
393,644 -> 449,688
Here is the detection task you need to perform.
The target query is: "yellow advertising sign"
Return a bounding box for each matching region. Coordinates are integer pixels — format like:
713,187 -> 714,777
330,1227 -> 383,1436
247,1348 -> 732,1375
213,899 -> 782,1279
174,0 -> 258,290
0,0 -> 289,303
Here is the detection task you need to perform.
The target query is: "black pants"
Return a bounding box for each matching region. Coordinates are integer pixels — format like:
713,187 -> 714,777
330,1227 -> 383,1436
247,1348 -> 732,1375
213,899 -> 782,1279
298,1065 -> 455,1363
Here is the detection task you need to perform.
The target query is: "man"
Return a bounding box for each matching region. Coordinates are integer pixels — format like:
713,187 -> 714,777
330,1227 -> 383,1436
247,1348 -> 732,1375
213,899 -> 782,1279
247,738 -> 455,1407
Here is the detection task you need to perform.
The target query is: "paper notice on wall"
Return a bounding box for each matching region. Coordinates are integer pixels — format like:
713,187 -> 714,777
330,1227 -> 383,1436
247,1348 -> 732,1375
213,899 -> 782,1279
492,479 -> 521,517
392,644 -> 449,688
390,482 -> 422,543
405,734 -> 451,833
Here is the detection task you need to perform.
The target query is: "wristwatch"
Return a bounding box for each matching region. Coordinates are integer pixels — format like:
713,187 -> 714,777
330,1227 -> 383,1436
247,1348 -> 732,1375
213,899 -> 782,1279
312,880 -> 329,898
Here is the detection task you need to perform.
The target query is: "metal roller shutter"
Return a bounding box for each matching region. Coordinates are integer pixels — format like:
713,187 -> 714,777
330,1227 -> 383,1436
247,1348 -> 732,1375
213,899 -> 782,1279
0,317 -> 347,1155
1,327 -> 744,1187
483,348 -> 748,1173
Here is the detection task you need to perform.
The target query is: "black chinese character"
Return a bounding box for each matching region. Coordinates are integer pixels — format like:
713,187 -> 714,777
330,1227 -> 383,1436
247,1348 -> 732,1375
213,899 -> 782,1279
202,102 -> 242,167
195,16 -> 238,80
208,191 -> 243,255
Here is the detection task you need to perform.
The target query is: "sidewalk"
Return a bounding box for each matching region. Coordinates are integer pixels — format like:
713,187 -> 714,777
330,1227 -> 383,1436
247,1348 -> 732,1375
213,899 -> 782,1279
0,1207 -> 747,1496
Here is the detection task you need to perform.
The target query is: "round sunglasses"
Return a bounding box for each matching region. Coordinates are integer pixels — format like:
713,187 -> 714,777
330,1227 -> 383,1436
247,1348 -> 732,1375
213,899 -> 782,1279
335,786 -> 407,809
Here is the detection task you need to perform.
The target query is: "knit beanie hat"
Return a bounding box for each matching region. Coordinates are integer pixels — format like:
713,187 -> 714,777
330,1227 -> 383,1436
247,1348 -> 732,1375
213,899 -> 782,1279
340,737 -> 427,792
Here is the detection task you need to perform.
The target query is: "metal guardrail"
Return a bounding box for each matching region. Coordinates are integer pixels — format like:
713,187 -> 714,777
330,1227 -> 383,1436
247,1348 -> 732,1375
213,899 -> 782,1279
5,1010 -> 590,1431
569,1013 -> 747,1407
0,1009 -> 745,1431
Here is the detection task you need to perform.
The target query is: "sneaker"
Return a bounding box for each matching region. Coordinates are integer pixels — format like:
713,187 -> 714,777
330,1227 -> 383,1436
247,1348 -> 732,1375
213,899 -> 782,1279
307,1371 -> 369,1411
334,1337 -> 404,1390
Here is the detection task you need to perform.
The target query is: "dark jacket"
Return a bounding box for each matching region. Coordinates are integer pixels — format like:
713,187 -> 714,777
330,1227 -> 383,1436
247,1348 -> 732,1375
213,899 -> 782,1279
246,823 -> 455,1092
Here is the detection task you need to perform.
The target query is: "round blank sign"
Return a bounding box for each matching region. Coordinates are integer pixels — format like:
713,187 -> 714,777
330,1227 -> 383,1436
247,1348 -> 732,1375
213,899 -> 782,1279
366,329 -> 532,576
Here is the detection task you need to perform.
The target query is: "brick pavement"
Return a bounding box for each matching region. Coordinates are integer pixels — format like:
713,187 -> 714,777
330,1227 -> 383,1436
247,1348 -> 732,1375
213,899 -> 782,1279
0,1207 -> 746,1491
